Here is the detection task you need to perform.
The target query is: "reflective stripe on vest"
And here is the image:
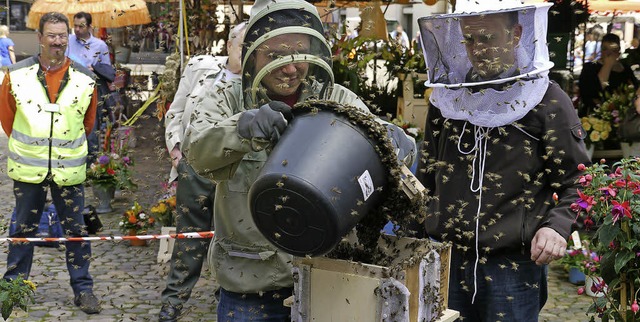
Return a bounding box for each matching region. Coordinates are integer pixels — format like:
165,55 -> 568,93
8,60 -> 94,185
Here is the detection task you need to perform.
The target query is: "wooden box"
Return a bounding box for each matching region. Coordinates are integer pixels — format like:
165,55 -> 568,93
291,236 -> 457,322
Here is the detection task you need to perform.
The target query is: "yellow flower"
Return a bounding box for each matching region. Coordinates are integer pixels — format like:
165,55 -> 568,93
348,48 -> 356,60
581,118 -> 592,131
590,131 -> 601,142
152,203 -> 167,214
167,196 -> 176,208
592,121 -> 604,132
23,279 -> 36,291
601,131 -> 610,140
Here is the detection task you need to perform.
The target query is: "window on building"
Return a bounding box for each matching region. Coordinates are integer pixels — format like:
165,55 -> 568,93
1,0 -> 33,31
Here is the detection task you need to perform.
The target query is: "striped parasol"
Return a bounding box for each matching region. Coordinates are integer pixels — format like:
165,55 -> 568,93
27,0 -> 152,30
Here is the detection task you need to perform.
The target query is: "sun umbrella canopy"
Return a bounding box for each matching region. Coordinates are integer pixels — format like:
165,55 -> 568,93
27,0 -> 152,30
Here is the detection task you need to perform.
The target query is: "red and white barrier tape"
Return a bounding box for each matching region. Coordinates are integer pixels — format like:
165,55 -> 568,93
0,231 -> 214,243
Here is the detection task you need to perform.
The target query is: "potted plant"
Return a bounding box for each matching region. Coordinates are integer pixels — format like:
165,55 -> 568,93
0,276 -> 36,319
571,158 -> 640,321
581,115 -> 613,158
86,151 -> 135,213
558,234 -> 596,285
150,195 -> 176,228
86,123 -> 137,213
119,201 -> 155,246
151,183 -> 177,262
604,84 -> 639,157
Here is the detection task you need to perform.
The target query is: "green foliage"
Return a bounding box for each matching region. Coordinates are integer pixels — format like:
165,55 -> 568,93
330,35 -> 426,117
573,158 -> 640,321
0,276 -> 36,320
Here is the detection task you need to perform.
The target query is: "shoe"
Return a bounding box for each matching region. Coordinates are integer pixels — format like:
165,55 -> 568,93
74,291 -> 102,314
159,303 -> 182,322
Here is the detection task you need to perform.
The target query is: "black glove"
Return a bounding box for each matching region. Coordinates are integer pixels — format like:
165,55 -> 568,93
385,123 -> 416,165
237,101 -> 293,142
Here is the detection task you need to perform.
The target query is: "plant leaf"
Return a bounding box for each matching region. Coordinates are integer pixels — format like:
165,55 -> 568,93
614,251 -> 635,274
599,223 -> 620,246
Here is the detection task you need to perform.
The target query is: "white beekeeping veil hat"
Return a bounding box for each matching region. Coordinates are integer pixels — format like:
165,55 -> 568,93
418,0 -> 553,127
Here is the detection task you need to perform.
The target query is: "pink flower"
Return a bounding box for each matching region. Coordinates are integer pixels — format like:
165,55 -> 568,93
576,190 -> 596,212
611,200 -> 632,223
577,287 -> 585,295
598,186 -> 617,198
579,174 -> 593,186
632,300 -> 639,313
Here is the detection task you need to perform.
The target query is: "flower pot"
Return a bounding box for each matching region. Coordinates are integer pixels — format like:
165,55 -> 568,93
585,276 -> 607,297
621,142 -> 640,158
128,229 -> 147,247
92,185 -> 116,214
568,267 -> 586,285
249,108 -> 389,257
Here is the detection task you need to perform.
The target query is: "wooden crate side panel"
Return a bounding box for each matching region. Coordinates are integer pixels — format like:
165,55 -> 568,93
406,262 -> 421,322
295,256 -> 390,279
438,246 -> 451,309
308,269 -> 381,321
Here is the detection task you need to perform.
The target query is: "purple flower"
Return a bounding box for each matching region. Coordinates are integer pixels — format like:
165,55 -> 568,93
123,156 -> 131,165
98,155 -> 110,165
611,204 -> 625,223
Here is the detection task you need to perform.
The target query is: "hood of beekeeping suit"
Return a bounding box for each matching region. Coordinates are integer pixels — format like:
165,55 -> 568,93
242,0 -> 334,110
417,0 -> 554,127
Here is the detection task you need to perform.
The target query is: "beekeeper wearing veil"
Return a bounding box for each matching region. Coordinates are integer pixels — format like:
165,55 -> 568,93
415,1 -> 590,320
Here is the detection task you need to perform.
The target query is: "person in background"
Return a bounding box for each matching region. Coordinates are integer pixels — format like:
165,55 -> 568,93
579,33 -> 638,117
417,1 -> 590,320
182,0 -> 415,320
158,22 -> 247,322
0,25 -> 16,66
0,12 -> 101,315
390,23 -> 410,49
411,31 -> 422,55
584,26 -> 603,63
66,11 -> 115,163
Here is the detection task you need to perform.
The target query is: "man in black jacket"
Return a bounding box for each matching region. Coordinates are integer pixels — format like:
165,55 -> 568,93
416,1 -> 591,321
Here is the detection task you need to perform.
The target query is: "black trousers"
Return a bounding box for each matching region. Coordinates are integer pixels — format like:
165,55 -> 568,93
161,159 -> 216,306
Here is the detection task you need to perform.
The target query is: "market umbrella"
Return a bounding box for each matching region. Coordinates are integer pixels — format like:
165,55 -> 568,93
27,0 -> 151,30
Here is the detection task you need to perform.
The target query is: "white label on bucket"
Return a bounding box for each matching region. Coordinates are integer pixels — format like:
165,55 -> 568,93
358,170 -> 374,201
571,231 -> 582,249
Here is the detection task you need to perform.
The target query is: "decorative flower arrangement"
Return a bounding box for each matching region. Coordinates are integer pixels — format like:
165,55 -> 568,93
600,84 -> 636,122
151,195 -> 176,227
150,181 -> 177,227
86,124 -> 136,190
571,158 -> 640,320
581,115 -> 613,147
558,235 -> 600,275
390,115 -> 425,142
0,276 -> 36,319
119,202 -> 155,235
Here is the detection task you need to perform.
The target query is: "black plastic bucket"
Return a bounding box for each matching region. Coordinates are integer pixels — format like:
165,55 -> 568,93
249,109 -> 388,257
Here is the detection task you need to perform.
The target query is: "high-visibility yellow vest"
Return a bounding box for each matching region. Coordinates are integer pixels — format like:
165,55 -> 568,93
7,57 -> 95,185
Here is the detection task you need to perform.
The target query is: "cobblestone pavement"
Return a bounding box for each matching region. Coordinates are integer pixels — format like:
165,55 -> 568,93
0,124 -> 596,321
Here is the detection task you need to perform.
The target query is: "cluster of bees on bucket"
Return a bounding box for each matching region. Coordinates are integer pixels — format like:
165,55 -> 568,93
291,100 -> 430,264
